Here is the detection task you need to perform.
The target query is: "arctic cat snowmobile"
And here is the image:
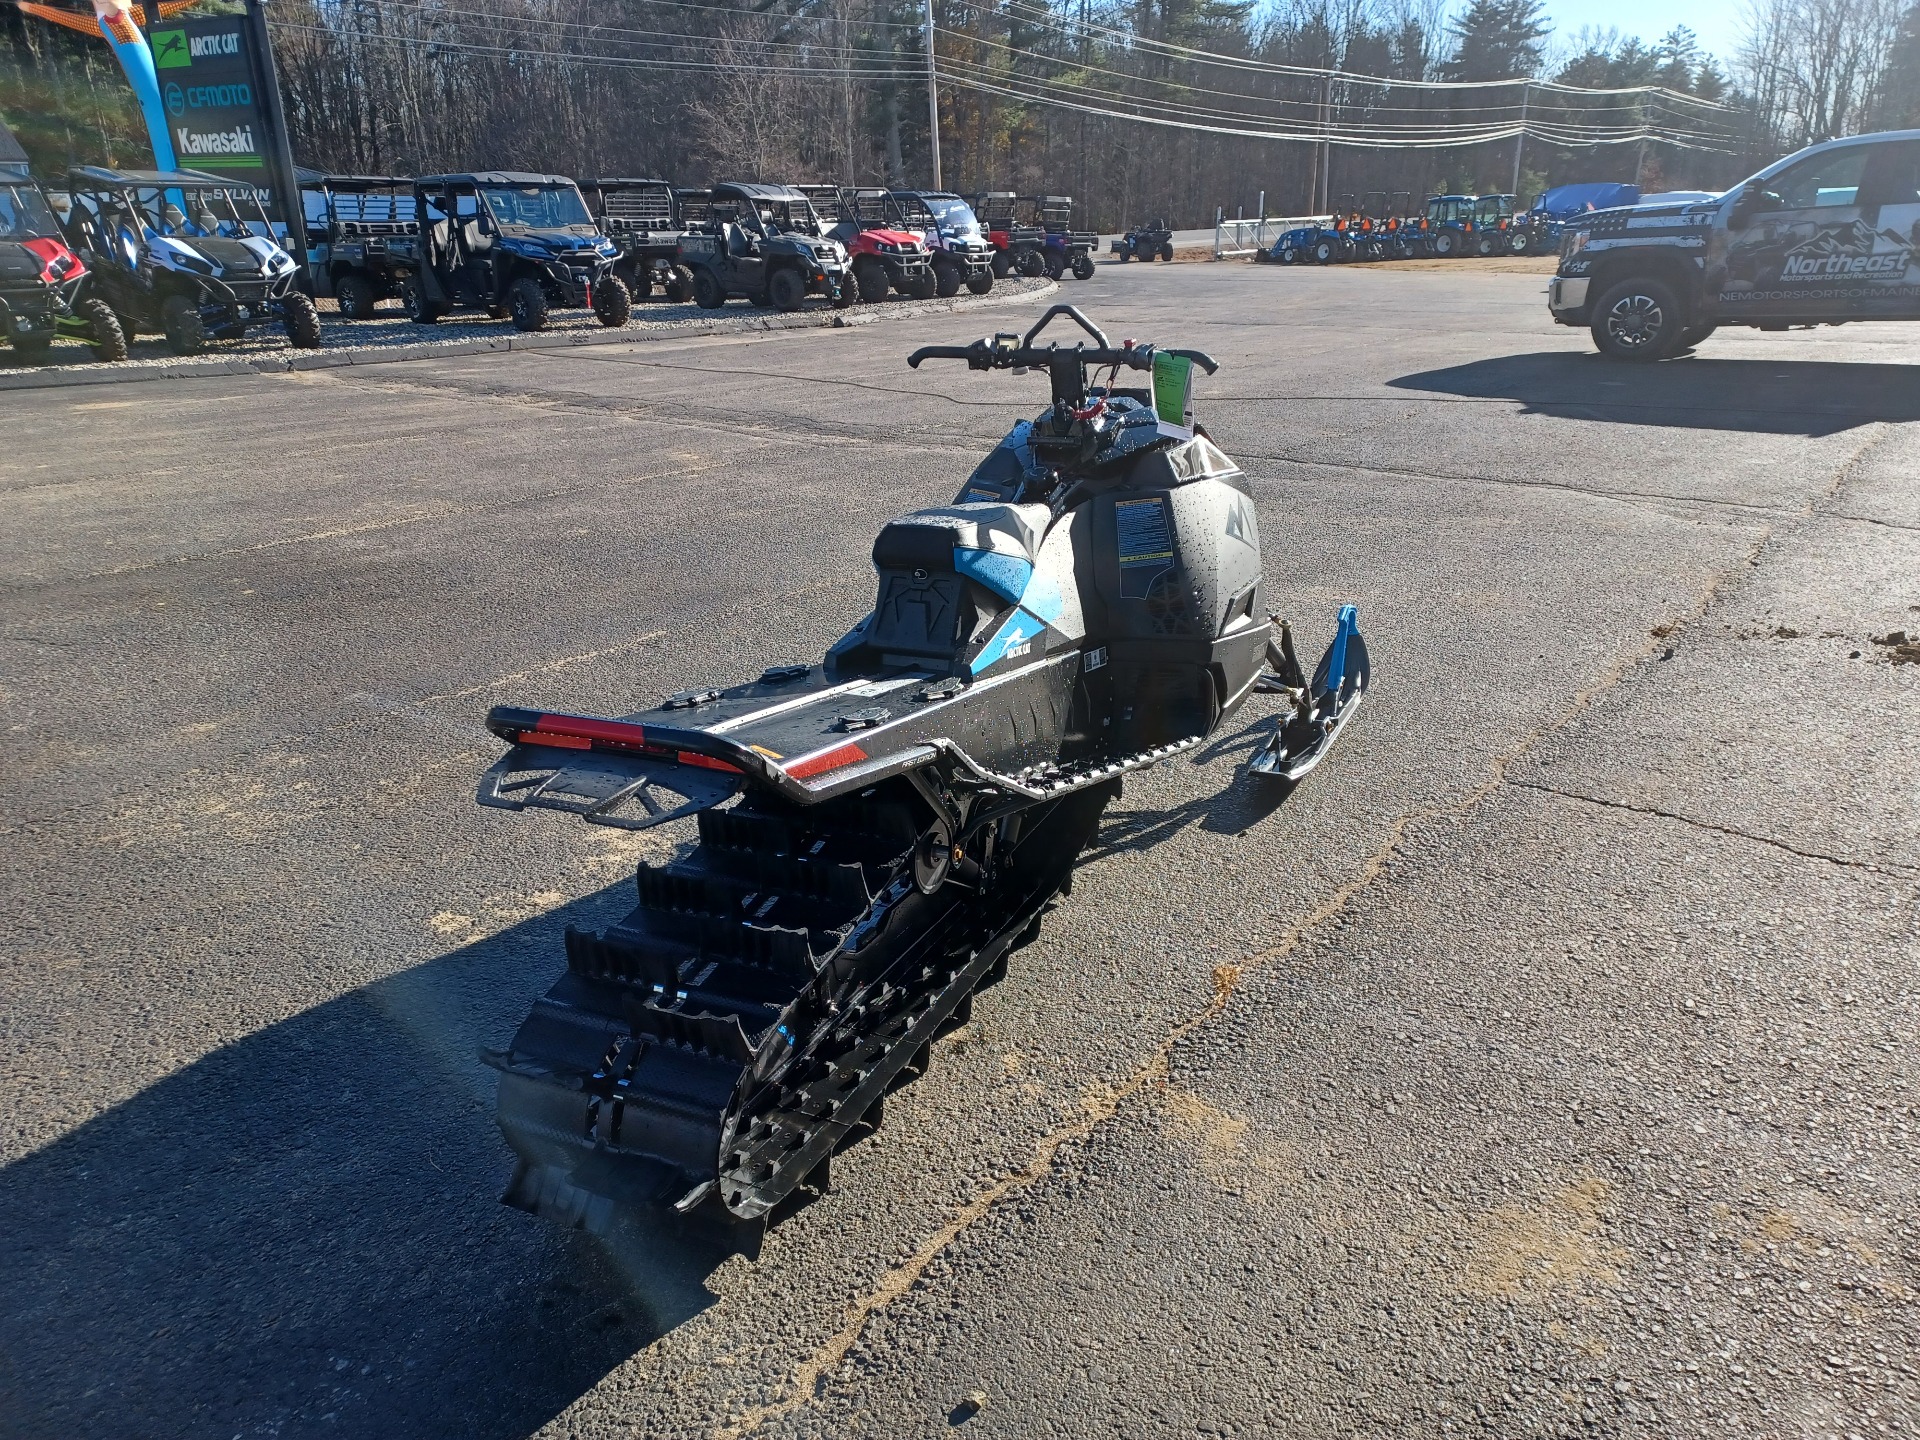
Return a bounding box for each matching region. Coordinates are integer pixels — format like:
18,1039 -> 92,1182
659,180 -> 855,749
476,305 -> 1369,1237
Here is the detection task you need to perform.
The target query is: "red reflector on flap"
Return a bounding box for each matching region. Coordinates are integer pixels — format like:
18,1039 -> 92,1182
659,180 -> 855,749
785,742 -> 867,780
520,729 -> 591,749
531,714 -> 647,746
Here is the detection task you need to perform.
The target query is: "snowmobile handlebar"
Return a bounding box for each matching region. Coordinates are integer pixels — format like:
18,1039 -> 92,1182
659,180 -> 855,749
907,337 -> 1218,374
908,302 -> 1216,376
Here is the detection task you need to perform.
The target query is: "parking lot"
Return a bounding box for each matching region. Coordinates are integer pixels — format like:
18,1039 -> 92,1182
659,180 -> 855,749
2,259 -> 1916,1439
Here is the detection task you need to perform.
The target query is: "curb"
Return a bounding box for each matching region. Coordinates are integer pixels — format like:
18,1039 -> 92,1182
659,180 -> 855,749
0,279 -> 1060,394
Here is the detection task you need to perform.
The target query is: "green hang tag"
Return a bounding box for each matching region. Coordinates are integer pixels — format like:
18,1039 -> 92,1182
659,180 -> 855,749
1152,351 -> 1194,437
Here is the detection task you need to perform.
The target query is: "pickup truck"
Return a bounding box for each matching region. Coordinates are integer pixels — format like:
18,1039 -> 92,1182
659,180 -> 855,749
1548,129 -> 1920,359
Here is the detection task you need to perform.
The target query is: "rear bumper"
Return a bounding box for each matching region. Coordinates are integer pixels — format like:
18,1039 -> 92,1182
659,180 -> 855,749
1547,274 -> 1590,325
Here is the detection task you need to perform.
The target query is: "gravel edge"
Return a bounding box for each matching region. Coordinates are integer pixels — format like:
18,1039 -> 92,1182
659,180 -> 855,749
0,278 -> 1061,394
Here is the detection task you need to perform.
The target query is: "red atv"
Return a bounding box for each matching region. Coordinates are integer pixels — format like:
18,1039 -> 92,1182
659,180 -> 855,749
797,185 -> 937,302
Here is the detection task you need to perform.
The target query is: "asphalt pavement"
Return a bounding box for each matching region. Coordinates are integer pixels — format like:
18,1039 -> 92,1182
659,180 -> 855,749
2,259 -> 1916,1440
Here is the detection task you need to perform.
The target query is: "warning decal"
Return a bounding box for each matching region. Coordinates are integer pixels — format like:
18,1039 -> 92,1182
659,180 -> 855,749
1116,496 -> 1173,599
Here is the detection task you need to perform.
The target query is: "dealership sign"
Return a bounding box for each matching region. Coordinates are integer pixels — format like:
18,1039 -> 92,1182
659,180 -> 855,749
147,17 -> 268,175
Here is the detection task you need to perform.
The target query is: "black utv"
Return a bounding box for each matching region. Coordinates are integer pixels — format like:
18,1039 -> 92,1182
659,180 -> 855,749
402,172 -> 630,331
62,167 -> 318,355
675,182 -> 856,311
580,178 -> 695,302
1,168 -> 126,361
299,170 -> 419,319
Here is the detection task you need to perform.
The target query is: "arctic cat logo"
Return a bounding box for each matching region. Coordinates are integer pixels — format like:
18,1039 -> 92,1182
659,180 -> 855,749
175,123 -> 257,157
1779,221 -> 1913,279
190,31 -> 241,58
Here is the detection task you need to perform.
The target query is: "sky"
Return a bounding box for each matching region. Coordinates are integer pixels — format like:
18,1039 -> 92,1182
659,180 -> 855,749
1539,0 -> 1746,68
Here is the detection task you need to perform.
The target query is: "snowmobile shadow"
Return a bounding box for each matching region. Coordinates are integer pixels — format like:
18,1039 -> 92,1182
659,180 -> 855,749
1081,719 -> 1294,862
0,888 -> 727,1440
1389,351 -> 1920,436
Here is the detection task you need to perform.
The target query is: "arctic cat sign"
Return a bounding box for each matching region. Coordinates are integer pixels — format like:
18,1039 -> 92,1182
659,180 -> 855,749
147,18 -> 267,173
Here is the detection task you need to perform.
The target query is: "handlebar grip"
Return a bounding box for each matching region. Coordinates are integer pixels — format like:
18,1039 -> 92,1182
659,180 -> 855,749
1166,348 -> 1219,374
907,345 -> 979,368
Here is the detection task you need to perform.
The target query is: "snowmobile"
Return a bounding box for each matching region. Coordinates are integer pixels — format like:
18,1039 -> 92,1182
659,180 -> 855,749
475,305 -> 1369,1238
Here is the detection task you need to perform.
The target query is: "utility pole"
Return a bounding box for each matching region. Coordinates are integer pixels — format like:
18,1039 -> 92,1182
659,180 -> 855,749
1318,70 -> 1333,212
1510,81 -> 1529,196
923,0 -> 942,189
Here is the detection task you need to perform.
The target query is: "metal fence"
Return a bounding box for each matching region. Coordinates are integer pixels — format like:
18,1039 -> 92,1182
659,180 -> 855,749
1212,213 -> 1328,259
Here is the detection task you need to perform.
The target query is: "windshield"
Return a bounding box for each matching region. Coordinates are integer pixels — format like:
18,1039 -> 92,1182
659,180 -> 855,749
0,184 -> 59,239
481,184 -> 591,229
925,196 -> 981,238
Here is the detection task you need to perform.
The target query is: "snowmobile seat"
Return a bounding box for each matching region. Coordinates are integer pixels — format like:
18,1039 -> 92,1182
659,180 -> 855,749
864,503 -> 1050,666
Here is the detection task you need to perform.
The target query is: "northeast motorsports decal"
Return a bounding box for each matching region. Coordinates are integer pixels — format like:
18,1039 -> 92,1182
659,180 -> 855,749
1778,220 -> 1914,278
1724,215 -> 1920,297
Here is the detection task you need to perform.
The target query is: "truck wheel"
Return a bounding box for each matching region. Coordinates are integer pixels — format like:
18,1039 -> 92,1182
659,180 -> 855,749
1509,231 -> 1531,255
664,265 -> 696,303
1071,253 -> 1095,280
1431,232 -> 1457,258
282,291 -> 323,349
1160,242 -> 1174,262
402,279 -> 444,325
161,294 -> 206,355
335,272 -> 377,320
1313,240 -> 1335,264
1120,248 -> 1133,262
80,298 -> 128,361
767,267 -> 806,312
508,276 -> 550,331
907,270 -> 938,300
1590,277 -> 1685,361
1277,245 -> 1298,265
691,267 -> 726,309
593,273 -> 632,328
966,266 -> 993,295
1476,233 -> 1497,256
933,258 -> 963,298
1678,323 -> 1717,350
854,257 -> 889,304
1042,250 -> 1065,280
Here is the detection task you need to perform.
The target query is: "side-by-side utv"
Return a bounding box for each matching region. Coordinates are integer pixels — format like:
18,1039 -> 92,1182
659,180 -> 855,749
580,177 -> 695,302
0,169 -> 125,361
401,172 -> 631,330
299,170 -> 419,319
62,167 -> 316,355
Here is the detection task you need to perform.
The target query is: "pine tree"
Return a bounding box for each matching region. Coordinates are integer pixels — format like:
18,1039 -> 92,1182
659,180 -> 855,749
1442,0 -> 1551,81
1878,2 -> 1920,127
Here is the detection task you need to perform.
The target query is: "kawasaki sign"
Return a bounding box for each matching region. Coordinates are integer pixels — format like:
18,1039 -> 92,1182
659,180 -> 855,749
147,17 -> 267,174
